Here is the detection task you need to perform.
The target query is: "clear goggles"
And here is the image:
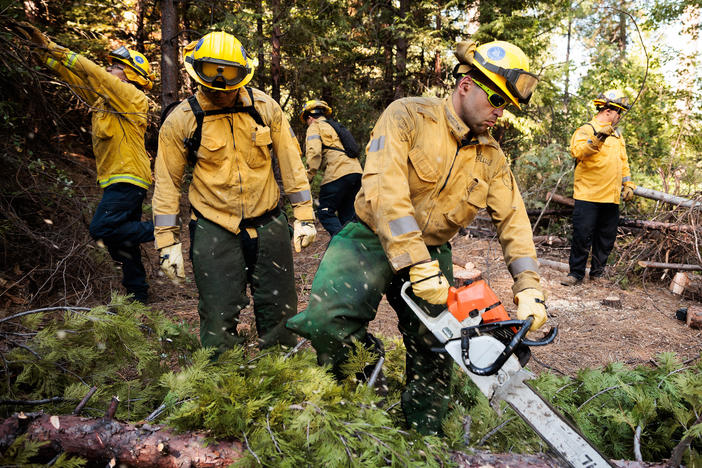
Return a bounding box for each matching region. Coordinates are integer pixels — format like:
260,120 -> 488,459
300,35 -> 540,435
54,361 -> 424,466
109,46 -> 148,79
473,51 -> 539,104
186,56 -> 249,89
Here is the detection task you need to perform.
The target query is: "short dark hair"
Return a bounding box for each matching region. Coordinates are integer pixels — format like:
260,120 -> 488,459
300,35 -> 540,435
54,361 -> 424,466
454,68 -> 491,90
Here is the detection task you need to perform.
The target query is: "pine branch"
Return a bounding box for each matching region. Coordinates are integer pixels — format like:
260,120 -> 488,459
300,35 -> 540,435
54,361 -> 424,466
0,306 -> 90,325
669,414 -> 702,467
577,386 -> 620,410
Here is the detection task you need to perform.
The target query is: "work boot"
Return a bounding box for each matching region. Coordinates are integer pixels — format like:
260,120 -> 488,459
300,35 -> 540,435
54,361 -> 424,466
560,274 -> 582,286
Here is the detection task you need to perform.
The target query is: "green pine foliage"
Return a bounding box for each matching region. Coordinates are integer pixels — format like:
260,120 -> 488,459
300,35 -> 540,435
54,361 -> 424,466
3,303 -> 701,465
2,295 -> 199,420
0,435 -> 86,467
161,345 -> 450,467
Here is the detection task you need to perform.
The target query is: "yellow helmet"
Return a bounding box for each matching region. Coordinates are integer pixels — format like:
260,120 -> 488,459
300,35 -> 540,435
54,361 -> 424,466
467,41 -> 538,109
593,89 -> 630,112
299,99 -> 332,122
108,46 -> 155,90
183,31 -> 254,91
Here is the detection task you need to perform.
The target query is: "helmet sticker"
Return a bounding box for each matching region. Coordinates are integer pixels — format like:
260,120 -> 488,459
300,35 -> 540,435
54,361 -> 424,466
134,55 -> 144,64
487,46 -> 506,61
195,38 -> 204,51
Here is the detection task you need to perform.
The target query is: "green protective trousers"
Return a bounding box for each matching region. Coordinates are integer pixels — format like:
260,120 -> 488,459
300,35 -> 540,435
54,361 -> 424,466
192,214 -> 298,356
286,221 -> 455,434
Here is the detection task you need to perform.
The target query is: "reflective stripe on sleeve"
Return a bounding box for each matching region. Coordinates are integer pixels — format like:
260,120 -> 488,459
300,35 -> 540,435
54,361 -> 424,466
388,215 -> 420,237
45,57 -> 58,69
154,214 -> 178,226
288,189 -> 312,204
508,257 -> 540,277
306,134 -> 322,141
289,127 -> 296,137
368,136 -> 385,152
63,52 -> 78,69
622,176 -> 631,182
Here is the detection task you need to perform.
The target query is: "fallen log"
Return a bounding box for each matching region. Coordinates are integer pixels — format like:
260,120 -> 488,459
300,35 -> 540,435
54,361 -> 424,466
669,272 -> 702,300
638,261 -> 702,272
538,258 -> 590,276
546,193 -> 700,233
3,413 -> 661,468
0,412 -> 244,467
546,191 -> 575,207
620,218 -> 701,234
634,186 -> 702,210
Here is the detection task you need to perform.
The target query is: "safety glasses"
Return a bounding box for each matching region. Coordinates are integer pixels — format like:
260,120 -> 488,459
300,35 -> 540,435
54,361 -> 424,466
108,46 -> 149,79
473,51 -> 539,104
186,56 -> 249,89
472,79 -> 507,109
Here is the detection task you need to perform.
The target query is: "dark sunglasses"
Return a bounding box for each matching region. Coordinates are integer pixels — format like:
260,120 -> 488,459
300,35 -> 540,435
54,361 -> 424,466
472,78 -> 507,109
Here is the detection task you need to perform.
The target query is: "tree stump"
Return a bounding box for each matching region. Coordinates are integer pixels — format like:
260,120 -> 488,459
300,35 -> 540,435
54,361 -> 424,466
686,306 -> 702,329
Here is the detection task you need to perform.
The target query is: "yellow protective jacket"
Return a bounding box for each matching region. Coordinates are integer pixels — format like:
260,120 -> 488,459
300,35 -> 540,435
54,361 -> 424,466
305,116 -> 362,185
354,96 -> 541,295
570,117 -> 632,204
153,88 -> 314,249
40,41 -> 151,189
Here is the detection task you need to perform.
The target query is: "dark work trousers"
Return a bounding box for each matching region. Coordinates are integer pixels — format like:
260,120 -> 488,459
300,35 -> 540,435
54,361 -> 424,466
568,199 -> 620,280
317,173 -> 362,237
88,183 -> 154,302
191,213 -> 298,357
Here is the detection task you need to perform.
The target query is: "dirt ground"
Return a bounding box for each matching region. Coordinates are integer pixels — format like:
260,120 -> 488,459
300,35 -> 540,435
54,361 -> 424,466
144,219 -> 701,377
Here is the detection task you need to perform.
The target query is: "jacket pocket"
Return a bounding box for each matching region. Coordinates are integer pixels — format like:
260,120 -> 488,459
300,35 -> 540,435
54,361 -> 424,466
408,146 -> 438,183
92,112 -> 114,140
246,126 -> 272,168
198,131 -> 228,163
445,177 -> 488,227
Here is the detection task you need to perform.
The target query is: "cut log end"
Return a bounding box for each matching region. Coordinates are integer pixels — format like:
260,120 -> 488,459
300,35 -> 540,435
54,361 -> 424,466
602,297 -> 622,309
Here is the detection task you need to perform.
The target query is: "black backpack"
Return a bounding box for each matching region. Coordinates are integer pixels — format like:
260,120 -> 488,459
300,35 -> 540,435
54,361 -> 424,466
321,118 -> 361,159
160,87 -> 268,166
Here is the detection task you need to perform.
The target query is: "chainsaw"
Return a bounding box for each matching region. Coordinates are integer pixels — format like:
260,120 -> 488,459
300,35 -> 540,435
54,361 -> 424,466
401,280 -> 613,468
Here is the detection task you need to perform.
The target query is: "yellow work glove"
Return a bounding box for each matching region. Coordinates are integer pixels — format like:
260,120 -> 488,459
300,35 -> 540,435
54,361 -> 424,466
159,243 -> 185,282
409,260 -> 450,305
15,21 -> 48,48
621,182 -> 636,202
514,288 -> 547,332
595,124 -> 615,142
293,220 -> 316,253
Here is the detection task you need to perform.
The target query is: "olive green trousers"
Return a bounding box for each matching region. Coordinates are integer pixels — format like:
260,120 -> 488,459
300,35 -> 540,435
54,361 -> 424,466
287,221 -> 455,434
192,214 -> 298,356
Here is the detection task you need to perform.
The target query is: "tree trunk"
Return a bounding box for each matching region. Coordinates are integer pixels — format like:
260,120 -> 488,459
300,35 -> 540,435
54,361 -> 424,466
270,0 -> 281,103
135,0 -> 146,53
160,0 -> 179,110
563,11 -> 572,114
433,13 -> 442,85
256,0 -> 266,93
0,413 -> 244,467
393,0 -> 409,99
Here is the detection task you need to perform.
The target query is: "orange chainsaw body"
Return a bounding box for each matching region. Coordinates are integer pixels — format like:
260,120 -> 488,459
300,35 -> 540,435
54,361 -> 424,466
447,280 -> 510,324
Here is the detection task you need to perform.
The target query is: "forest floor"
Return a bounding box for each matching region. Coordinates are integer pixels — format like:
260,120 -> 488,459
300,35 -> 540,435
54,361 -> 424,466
143,219 -> 702,377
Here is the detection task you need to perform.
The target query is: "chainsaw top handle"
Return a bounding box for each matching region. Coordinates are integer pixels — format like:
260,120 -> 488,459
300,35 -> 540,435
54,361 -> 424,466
461,318 -> 558,376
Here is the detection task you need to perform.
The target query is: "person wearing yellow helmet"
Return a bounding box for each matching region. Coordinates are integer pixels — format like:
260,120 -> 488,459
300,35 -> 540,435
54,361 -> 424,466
561,89 -> 635,287
153,31 -> 316,356
287,40 -> 547,434
18,22 -> 154,303
301,99 -> 362,237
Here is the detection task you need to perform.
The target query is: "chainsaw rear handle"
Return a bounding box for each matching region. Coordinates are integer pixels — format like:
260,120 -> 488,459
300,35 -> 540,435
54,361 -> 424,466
461,319 -> 558,376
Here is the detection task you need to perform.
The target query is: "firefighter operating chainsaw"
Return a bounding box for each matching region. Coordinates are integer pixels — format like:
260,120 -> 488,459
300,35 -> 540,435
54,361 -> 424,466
402,278 -> 613,468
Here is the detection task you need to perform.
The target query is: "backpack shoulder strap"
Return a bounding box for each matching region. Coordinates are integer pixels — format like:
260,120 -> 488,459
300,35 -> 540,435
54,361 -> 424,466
183,95 -> 205,166
319,118 -> 346,154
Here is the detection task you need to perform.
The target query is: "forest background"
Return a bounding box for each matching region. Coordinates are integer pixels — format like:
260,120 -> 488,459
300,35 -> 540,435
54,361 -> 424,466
1,0 -> 701,307
0,0 -> 701,465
